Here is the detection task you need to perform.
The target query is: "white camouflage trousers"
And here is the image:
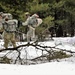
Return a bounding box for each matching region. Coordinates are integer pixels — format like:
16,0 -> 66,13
27,26 -> 36,42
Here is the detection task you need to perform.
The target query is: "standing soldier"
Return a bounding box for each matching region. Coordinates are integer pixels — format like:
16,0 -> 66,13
3,16 -> 17,48
23,12 -> 42,43
22,12 -> 33,43
0,12 -> 4,37
22,12 -> 32,42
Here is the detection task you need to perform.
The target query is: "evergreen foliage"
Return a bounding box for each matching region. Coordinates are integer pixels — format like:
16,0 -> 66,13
0,0 -> 75,37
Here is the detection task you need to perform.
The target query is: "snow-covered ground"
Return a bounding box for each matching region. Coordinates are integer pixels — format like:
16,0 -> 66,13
0,61 -> 75,75
0,37 -> 75,75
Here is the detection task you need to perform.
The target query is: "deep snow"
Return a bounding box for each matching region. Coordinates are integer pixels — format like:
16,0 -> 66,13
0,37 -> 75,75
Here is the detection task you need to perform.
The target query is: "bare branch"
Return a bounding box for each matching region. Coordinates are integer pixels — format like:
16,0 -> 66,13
0,42 -> 75,54
0,42 -> 75,64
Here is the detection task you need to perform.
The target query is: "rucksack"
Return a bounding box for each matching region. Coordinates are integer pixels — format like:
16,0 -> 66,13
3,20 -> 17,32
28,16 -> 38,28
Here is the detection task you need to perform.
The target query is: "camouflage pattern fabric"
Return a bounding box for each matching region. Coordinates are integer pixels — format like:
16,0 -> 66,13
3,31 -> 16,48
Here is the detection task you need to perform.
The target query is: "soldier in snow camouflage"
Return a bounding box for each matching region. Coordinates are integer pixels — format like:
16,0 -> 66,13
3,16 -> 17,48
23,12 -> 42,43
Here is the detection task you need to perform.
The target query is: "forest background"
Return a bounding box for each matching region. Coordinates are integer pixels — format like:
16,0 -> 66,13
0,0 -> 75,39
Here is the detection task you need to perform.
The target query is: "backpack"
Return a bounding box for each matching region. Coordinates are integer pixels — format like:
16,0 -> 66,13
28,16 -> 38,28
3,20 -> 17,32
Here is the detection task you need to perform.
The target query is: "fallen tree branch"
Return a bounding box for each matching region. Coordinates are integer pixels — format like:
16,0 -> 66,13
0,42 -> 75,64
0,42 -> 75,53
